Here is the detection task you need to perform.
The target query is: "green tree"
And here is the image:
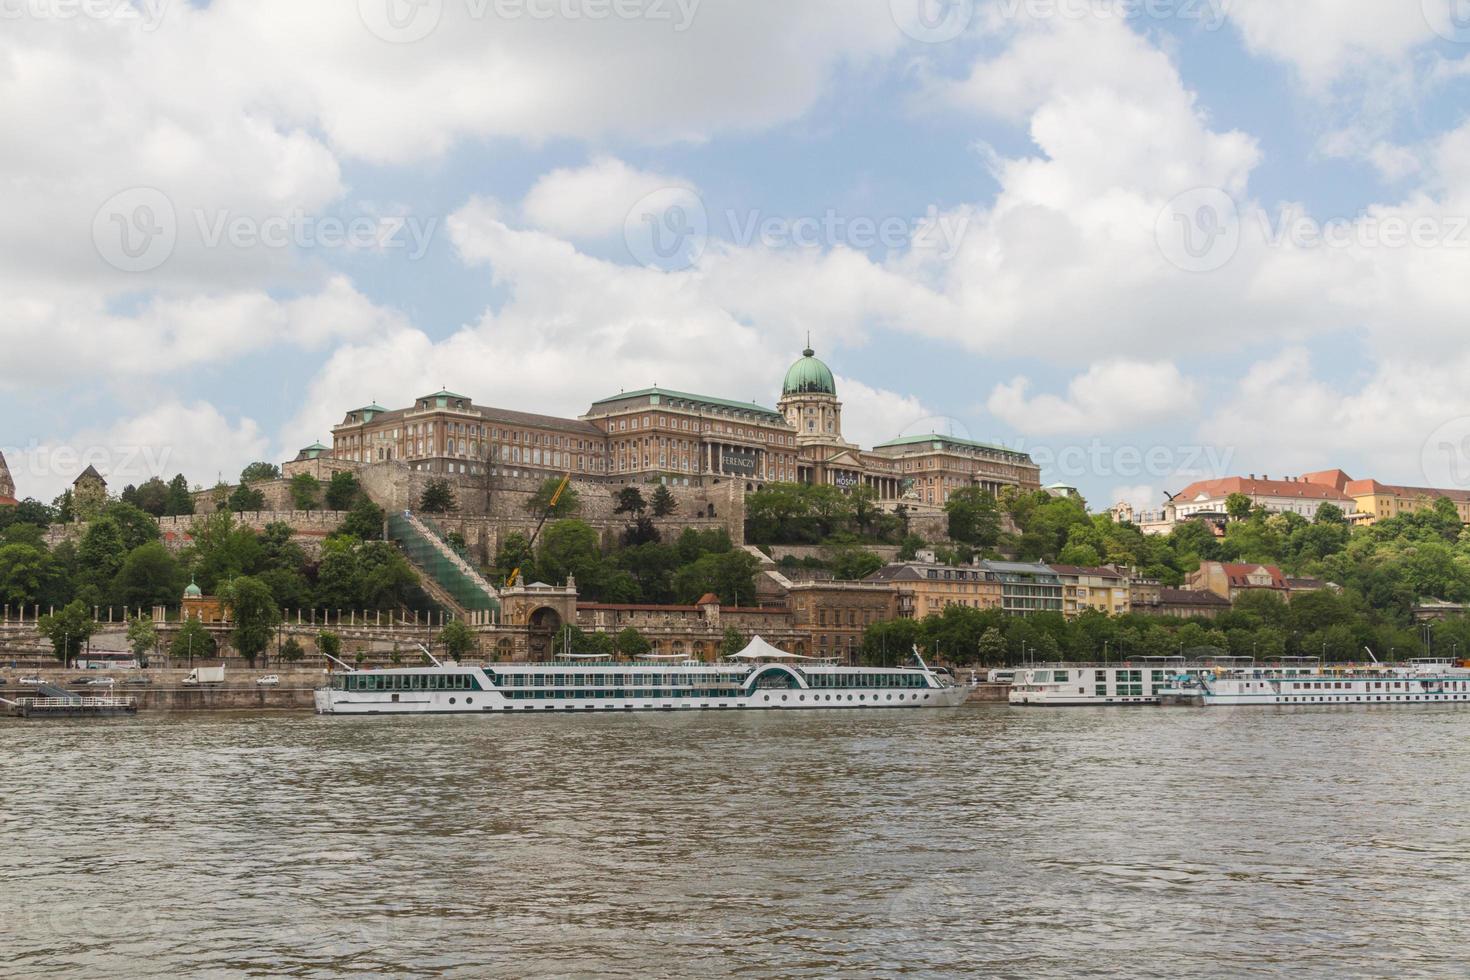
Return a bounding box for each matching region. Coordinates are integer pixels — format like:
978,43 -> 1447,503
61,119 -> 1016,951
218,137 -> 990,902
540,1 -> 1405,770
164,475 -> 196,517
420,479 -> 456,514
129,477 -> 170,516
126,614 -> 157,661
897,534 -> 926,561
614,626 -> 651,659
551,625 -> 614,658
861,618 -> 922,666
114,540 -> 183,609
339,496 -> 386,541
526,477 -> 580,518
1225,492 -> 1254,521
280,636 -> 305,663
228,483 -> 267,513
0,542 -> 53,607
978,626 -> 1008,665
224,575 -> 281,667
289,473 -> 321,510
946,487 -> 1002,549
825,543 -> 883,580
171,617 -> 216,663
318,630 -> 342,662
720,625 -> 746,658
438,619 -> 476,661
651,483 -> 677,517
77,517 -> 129,599
38,601 -> 97,663
671,549 -> 761,605
614,486 -> 647,516
241,462 -> 281,483
325,471 -> 362,511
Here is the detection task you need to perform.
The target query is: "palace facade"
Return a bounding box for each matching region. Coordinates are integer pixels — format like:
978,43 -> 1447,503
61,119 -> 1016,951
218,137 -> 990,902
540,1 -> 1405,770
315,347 -> 1042,505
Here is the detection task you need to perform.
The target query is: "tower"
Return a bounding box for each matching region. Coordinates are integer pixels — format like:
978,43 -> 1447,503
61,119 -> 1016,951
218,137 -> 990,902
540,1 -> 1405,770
777,343 -> 844,445
0,450 -> 15,506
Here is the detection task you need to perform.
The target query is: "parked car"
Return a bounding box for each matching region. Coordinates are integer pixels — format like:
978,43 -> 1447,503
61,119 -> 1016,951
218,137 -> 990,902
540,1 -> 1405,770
68,678 -> 93,687
255,675 -> 281,687
87,677 -> 116,687
122,677 -> 153,686
19,677 -> 42,685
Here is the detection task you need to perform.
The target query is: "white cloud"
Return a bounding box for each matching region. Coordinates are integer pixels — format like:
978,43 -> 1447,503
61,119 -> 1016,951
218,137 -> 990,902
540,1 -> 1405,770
986,361 -> 1197,435
8,402 -> 271,503
522,157 -> 695,241
1196,348 -> 1470,487
1224,0 -> 1444,88
1109,483 -> 1159,511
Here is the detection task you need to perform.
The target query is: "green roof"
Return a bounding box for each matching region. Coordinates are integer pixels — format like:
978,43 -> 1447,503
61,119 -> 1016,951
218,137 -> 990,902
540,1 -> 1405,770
184,577 -> 203,598
356,403 -> 387,413
303,442 -> 329,451
589,387 -> 783,421
872,433 -> 1031,459
422,390 -> 470,401
782,347 -> 836,396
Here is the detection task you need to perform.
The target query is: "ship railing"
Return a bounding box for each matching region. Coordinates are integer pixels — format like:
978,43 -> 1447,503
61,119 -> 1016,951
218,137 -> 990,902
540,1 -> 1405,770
16,696 -> 137,708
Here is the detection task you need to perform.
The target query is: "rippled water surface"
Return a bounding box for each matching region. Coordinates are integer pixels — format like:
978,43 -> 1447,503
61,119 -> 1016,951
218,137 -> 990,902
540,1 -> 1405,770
3,705 -> 1469,978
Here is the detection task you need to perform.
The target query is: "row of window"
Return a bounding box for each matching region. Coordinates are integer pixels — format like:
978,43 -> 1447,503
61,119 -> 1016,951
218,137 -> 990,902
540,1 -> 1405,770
334,674 -> 481,692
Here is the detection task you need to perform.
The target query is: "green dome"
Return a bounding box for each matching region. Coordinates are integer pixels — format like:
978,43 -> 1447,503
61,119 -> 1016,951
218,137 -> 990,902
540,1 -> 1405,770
184,578 -> 203,599
782,347 -> 836,396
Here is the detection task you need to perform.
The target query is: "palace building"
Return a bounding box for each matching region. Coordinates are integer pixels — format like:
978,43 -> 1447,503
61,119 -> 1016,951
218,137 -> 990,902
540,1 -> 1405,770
321,347 -> 1042,504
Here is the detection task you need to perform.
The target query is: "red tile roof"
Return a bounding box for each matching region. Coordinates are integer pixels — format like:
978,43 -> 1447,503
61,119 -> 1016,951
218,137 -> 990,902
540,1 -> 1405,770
1174,477 -> 1352,502
1343,479 -> 1470,503
1158,588 -> 1230,607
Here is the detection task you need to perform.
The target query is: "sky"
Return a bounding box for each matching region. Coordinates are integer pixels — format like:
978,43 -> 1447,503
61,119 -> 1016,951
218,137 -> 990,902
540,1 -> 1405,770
5,0 -> 1470,510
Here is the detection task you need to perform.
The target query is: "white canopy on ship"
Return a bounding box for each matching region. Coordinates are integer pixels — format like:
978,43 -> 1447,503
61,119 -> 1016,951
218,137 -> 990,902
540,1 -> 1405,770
729,636 -> 822,661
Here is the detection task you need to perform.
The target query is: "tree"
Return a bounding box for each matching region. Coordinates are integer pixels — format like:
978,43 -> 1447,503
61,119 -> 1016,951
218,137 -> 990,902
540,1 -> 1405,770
861,618 -> 922,666
946,487 -> 1002,549
978,626 -> 1008,666
826,543 -> 883,581
164,475 -> 195,517
318,630 -> 342,662
224,575 -> 281,667
0,543 -> 53,607
339,496 -> 386,541
239,462 -> 280,484
651,483 -> 677,517
77,518 -> 128,599
420,479 -> 456,514
325,471 -> 362,511
614,627 -> 651,659
38,601 -> 97,663
171,617 -> 215,663
280,636 -> 305,663
720,625 -> 746,658
438,619 -> 476,661
897,534 -> 926,561
289,473 -> 321,510
614,486 -> 647,516
1315,502 -> 1347,526
526,477 -> 580,518
1225,492 -> 1254,521
126,615 -> 157,662
129,477 -> 170,516
552,625 -> 614,658
227,483 -> 267,513
671,549 -> 761,605
114,540 -> 183,609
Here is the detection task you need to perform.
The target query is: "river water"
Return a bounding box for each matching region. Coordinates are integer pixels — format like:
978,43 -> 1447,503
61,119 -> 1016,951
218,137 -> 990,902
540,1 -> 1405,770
2,704 -> 1468,978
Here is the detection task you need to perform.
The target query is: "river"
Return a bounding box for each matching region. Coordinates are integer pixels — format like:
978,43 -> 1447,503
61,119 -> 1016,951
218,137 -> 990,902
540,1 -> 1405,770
2,704 -> 1468,977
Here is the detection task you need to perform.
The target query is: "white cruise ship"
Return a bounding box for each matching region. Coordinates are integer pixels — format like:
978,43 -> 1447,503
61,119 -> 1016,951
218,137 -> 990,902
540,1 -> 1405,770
313,637 -> 968,715
1008,658 -> 1201,706
1158,658 -> 1470,707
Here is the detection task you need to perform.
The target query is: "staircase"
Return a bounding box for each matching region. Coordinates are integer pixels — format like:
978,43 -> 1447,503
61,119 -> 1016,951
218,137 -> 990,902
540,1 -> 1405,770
387,512 -> 500,619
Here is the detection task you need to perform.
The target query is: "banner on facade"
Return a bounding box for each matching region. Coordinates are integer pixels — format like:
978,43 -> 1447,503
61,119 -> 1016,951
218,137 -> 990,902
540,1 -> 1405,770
721,452 -> 758,476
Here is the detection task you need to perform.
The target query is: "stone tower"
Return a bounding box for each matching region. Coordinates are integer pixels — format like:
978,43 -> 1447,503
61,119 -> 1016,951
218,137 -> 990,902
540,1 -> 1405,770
776,343 -> 843,444
0,450 -> 15,504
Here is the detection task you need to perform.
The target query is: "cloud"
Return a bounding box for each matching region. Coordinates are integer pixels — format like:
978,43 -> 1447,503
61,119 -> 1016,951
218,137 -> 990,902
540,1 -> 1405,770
7,402 -> 271,503
987,361 -> 1197,436
1224,0 -> 1444,89
522,157 -> 695,241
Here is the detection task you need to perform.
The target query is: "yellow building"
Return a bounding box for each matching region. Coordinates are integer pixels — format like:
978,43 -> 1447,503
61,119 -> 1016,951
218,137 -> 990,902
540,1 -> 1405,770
863,562 -> 1002,618
1050,565 -> 1131,618
1343,479 -> 1470,525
